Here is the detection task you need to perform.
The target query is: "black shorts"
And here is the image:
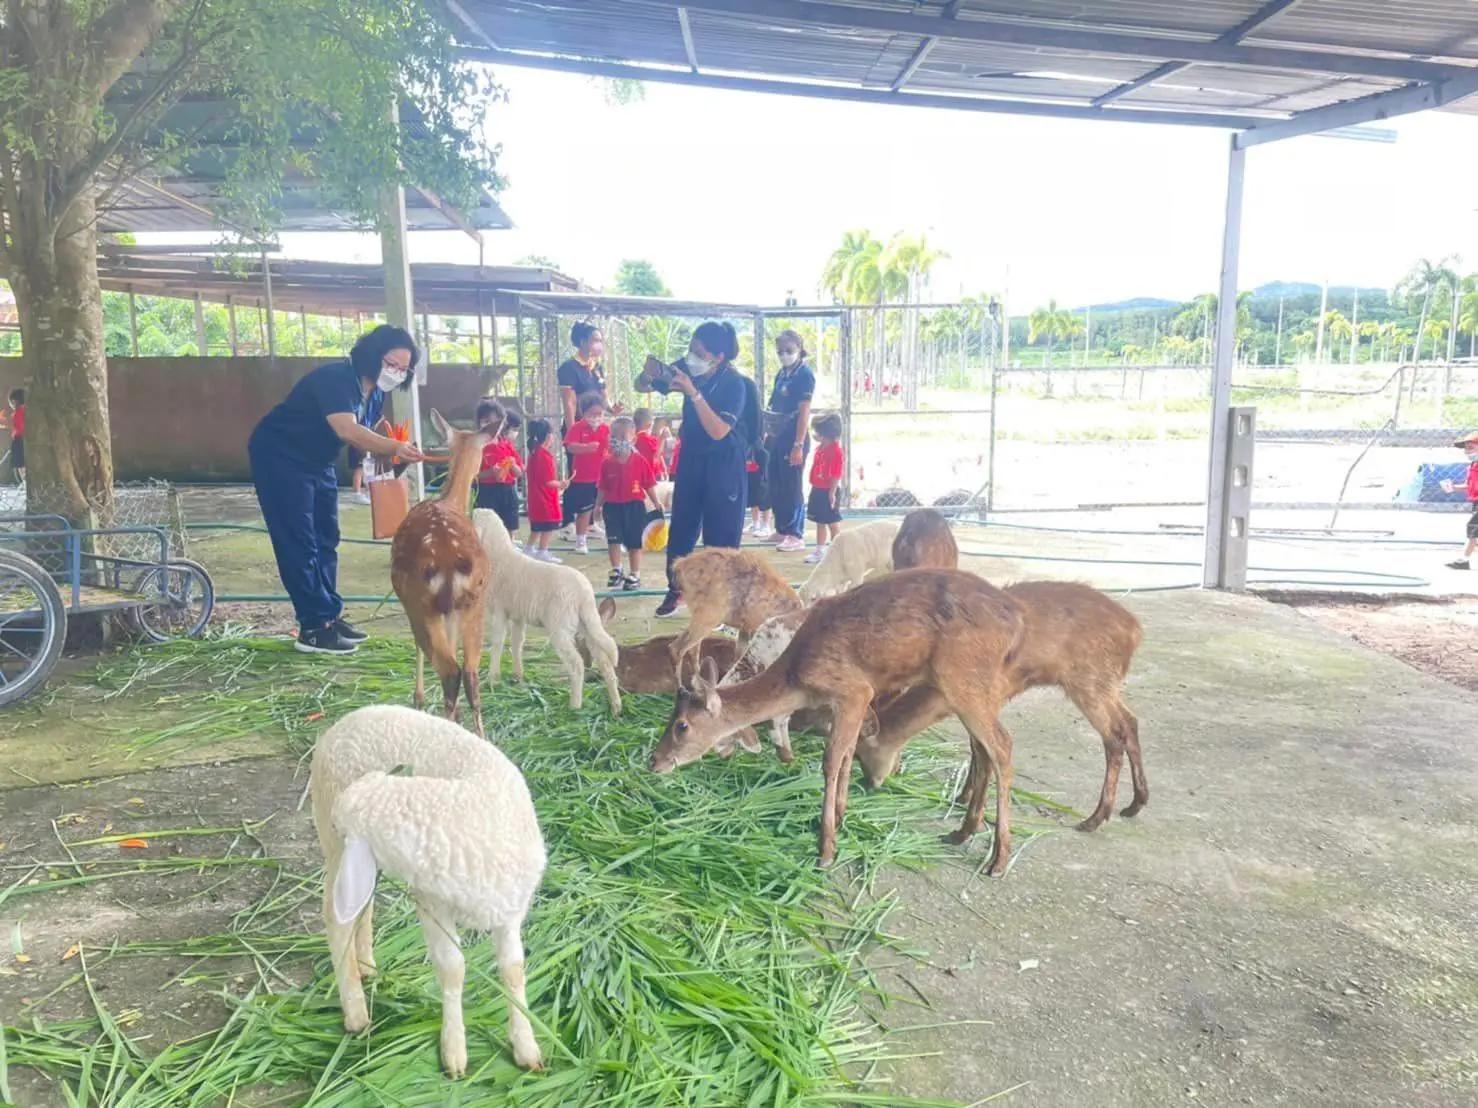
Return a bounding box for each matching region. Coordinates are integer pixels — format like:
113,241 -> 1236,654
747,468 -> 770,511
808,486 -> 842,525
476,483 -> 520,535
603,501 -> 647,550
1466,509 -> 1478,540
530,518 -> 562,534
10,438 -> 22,470
347,446 -> 365,470
562,480 -> 598,523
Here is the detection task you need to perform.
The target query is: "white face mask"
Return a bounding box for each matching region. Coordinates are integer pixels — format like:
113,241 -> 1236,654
778,350 -> 800,368
377,365 -> 408,392
685,354 -> 713,377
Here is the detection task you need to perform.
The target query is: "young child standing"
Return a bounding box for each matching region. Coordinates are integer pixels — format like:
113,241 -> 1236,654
476,404 -> 523,539
524,418 -> 566,563
562,391 -> 609,555
7,388 -> 25,486
805,412 -> 844,563
633,407 -> 665,479
746,439 -> 772,538
598,416 -> 659,591
1442,431 -> 1478,569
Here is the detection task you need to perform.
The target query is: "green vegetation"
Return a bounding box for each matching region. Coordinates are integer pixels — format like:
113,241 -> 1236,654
1,636 -> 1043,1106
612,259 -> 671,298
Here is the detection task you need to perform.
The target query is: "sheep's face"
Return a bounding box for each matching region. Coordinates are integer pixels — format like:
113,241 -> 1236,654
855,729 -> 903,789
649,660 -> 733,773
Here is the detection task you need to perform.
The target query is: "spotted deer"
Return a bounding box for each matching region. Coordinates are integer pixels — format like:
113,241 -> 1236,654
390,405 -> 502,735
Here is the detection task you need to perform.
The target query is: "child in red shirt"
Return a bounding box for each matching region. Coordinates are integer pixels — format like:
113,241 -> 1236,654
524,419 -> 567,563
633,407 -> 666,479
6,388 -> 24,484
598,416 -> 659,590
1442,431 -> 1478,569
475,406 -> 523,538
805,411 -> 845,563
562,392 -> 608,555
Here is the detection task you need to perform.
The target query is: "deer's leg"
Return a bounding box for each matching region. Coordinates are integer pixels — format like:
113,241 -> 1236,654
420,616 -> 461,723
354,897 -> 376,978
550,628 -> 585,710
770,714 -> 794,763
495,918 -> 543,1070
509,622 -> 527,683
818,693 -> 871,867
1117,702 -> 1149,818
459,605 -> 486,738
416,904 -> 467,1079
414,648 -> 426,711
323,857 -> 368,1033
486,609 -> 508,688
946,698 -> 1015,876
1067,685 -> 1127,832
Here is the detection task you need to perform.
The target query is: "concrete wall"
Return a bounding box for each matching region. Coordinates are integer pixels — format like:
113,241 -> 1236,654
0,357 -> 514,482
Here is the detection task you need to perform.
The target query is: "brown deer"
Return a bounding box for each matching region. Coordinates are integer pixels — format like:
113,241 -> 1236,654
891,508 -> 959,570
856,581 -> 1147,832
391,405 -> 503,735
670,548 -> 801,684
581,598 -> 745,693
650,569 -> 1025,871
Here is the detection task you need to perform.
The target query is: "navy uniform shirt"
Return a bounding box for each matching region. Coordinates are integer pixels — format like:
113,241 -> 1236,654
252,359 -> 365,469
766,362 -> 816,446
650,361 -> 748,458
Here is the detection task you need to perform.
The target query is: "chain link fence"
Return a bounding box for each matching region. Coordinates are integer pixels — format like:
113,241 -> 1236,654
0,480 -> 185,585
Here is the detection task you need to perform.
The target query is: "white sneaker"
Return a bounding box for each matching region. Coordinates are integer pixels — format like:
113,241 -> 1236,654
588,522 -> 606,540
804,547 -> 826,564
744,520 -> 757,534
574,538 -> 589,555
352,491 -> 371,505
536,550 -> 562,564
776,535 -> 806,553
560,526 -> 576,542
755,525 -> 773,539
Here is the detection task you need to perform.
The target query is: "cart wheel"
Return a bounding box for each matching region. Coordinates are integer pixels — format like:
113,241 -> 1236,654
0,549 -> 67,707
133,558 -> 215,642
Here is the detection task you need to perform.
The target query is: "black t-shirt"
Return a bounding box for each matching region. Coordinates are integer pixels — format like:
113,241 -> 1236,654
252,359 -> 365,468
556,358 -> 606,426
766,362 -> 816,446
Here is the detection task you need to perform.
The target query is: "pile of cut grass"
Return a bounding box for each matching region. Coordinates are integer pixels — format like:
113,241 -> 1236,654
3,637 -> 1057,1106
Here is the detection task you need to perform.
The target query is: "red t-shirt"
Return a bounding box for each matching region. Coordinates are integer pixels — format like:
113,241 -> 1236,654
11,405 -> 24,439
599,452 -> 656,504
1466,460 -> 1478,502
494,441 -> 522,485
526,446 -> 561,523
478,440 -> 517,485
634,429 -> 662,471
563,420 -> 609,484
810,441 -> 844,489
669,438 -> 682,478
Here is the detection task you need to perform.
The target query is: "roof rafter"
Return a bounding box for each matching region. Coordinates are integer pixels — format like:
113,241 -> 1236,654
891,0 -> 959,93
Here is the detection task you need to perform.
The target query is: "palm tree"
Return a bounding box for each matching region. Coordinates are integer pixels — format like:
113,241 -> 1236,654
1323,310 -> 1353,362
1394,256 -> 1458,361
881,233 -> 945,406
1358,320 -> 1382,364
1460,282 -> 1478,359
821,230 -> 873,301
1028,299 -> 1075,394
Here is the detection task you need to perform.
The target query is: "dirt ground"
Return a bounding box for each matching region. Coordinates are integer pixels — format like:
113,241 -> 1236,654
3,523 -> 1477,1106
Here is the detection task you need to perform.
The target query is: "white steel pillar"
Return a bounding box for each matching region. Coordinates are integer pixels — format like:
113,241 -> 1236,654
1204,136 -> 1246,588
379,100 -> 425,499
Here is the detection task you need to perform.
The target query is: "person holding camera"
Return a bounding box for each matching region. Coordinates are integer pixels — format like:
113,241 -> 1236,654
636,321 -> 751,617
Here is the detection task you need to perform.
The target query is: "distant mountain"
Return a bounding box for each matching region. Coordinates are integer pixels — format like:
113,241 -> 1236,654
1081,296 -> 1180,312
1249,280 -> 1385,300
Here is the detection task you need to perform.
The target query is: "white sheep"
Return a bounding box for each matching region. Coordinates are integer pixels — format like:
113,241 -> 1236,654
310,705 -> 546,1077
473,508 -> 622,714
652,480 -> 674,512
798,519 -> 901,602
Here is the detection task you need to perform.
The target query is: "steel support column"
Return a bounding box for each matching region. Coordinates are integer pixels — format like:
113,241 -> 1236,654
379,99 -> 424,498
1204,137 -> 1246,588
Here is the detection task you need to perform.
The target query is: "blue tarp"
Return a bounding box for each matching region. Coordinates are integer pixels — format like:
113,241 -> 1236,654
1394,462 -> 1470,504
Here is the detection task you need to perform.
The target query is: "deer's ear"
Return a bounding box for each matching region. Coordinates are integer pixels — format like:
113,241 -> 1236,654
428,409 -> 452,443
700,655 -> 720,689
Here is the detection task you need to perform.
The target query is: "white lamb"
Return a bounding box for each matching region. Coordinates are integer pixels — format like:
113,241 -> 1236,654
473,508 -> 622,714
310,705 -> 546,1077
797,519 -> 901,602
652,480 -> 675,512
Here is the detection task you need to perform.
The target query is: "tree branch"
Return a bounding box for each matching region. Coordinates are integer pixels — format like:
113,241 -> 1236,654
85,0 -> 185,103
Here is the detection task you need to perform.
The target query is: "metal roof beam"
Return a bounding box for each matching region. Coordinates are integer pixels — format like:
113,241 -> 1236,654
457,47 -> 1267,128
678,0 -> 1475,84
677,7 -> 699,73
443,0 -> 500,51
410,184 -> 486,243
1094,0 -> 1307,107
892,0 -> 958,93
1236,69 -> 1478,146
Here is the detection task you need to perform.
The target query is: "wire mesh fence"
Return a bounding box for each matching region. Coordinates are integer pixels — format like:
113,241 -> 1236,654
0,480 -> 185,584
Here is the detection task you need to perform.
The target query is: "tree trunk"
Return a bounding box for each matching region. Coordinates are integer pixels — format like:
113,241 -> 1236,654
9,193 -> 115,527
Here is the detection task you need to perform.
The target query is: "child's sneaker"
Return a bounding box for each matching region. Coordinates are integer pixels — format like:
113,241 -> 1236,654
776,535 -> 806,553
574,537 -> 589,555
744,520 -> 757,534
655,590 -> 684,617
536,550 -> 562,564
804,547 -> 827,564
622,573 -> 642,592
1447,559 -> 1471,570
755,524 -> 773,540
607,567 -> 625,587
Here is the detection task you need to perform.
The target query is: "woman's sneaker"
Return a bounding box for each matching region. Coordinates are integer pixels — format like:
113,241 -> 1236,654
655,590 -> 684,617
1447,559 -> 1471,570
776,535 -> 806,553
622,573 -> 642,592
295,626 -> 358,655
607,567 -> 625,587
332,617 -> 368,643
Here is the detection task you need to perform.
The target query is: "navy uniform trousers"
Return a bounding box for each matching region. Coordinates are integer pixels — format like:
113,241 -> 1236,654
665,443 -> 747,591
249,432 -> 343,631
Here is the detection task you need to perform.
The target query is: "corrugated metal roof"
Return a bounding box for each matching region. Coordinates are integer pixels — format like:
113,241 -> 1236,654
454,0 -> 1478,131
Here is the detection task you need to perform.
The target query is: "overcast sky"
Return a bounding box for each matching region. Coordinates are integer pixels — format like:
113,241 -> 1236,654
271,66 -> 1478,312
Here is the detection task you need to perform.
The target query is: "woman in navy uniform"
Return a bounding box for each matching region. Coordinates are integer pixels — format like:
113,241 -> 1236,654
637,321 -> 749,617
248,324 -> 425,655
765,328 -> 815,551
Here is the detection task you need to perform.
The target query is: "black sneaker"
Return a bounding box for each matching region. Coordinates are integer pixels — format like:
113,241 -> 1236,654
655,591 -> 684,618
333,617 -> 368,642
295,626 -> 359,655
607,568 -> 625,588
1447,559 -> 1471,570
622,573 -> 642,592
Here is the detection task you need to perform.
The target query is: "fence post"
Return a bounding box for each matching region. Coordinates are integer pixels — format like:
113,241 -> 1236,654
1203,136 -> 1245,589
985,358 -> 999,515
840,309 -> 853,509
1209,406 -> 1256,591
